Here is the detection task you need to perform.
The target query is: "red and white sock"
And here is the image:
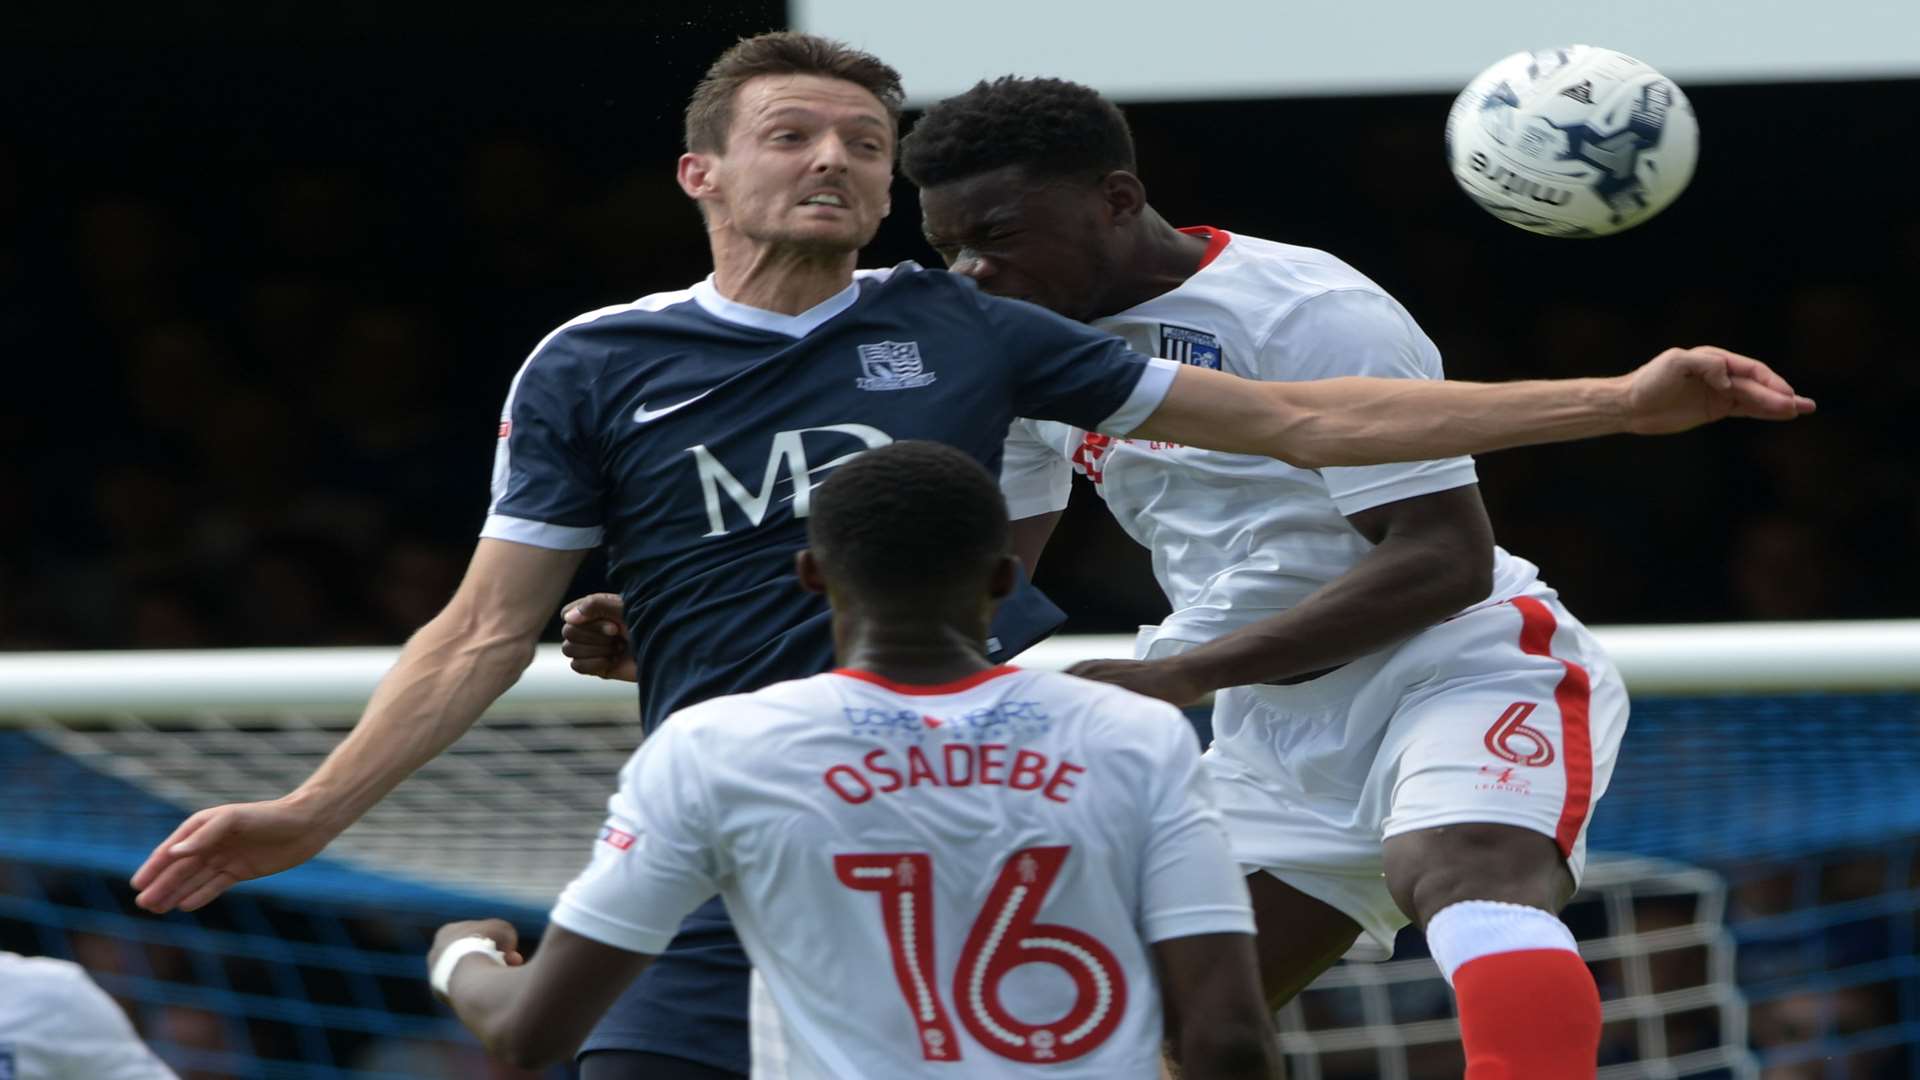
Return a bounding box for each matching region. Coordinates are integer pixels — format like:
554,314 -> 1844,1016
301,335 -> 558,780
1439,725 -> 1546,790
1425,900 -> 1602,1080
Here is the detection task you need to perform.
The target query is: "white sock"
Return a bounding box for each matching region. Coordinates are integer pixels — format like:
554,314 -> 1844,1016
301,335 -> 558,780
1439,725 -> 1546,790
1424,899 -> 1578,986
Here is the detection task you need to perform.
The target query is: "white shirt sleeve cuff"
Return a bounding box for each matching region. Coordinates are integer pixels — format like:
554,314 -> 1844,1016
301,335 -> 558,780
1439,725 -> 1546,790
1095,357 -> 1180,436
1004,485 -> 1072,520
1326,459 -> 1481,517
480,514 -> 604,550
548,900 -> 677,956
1140,904 -> 1259,944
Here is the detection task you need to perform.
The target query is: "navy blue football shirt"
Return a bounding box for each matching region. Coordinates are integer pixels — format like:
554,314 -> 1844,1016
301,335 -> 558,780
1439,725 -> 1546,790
485,263 -> 1175,732
480,262 -> 1177,1071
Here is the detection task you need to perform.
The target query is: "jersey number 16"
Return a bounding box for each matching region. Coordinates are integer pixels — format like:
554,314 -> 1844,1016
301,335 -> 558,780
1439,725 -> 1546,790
834,845 -> 1128,1064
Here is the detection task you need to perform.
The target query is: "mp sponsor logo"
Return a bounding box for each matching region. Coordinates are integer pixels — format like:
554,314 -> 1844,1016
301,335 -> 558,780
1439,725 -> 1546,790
687,424 -> 893,536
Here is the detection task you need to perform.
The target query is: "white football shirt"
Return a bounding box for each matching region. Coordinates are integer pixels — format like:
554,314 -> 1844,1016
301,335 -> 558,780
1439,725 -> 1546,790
550,666 -> 1253,1079
1002,228 -> 1547,654
0,953 -> 179,1080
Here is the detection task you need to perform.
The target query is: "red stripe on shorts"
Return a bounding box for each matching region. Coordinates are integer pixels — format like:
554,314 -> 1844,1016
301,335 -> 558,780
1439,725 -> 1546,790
1510,596 -> 1594,858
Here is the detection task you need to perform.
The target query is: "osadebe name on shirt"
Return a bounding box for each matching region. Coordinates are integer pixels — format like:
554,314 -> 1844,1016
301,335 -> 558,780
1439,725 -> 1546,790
822,743 -> 1086,805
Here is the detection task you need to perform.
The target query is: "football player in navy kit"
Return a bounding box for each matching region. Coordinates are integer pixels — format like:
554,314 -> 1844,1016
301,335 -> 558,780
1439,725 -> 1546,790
133,33 -> 1811,1080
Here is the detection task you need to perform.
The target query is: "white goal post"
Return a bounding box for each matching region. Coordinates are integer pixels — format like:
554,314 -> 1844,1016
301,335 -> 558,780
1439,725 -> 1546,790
1,619 -> 1917,717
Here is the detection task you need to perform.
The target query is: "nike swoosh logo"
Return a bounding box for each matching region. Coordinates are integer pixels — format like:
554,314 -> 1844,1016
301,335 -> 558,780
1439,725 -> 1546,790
633,387 -> 715,424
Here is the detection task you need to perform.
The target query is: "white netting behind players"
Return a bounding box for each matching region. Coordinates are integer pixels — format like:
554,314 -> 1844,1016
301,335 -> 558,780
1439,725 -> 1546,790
1276,856 -> 1757,1080
15,704 -> 639,904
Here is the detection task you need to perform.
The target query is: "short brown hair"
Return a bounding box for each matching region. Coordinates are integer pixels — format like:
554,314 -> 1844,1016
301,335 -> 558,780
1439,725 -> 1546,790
684,32 -> 906,154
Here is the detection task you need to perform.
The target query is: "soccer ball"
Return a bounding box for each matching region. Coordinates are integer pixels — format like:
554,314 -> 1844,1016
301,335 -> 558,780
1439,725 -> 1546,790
1446,46 -> 1698,237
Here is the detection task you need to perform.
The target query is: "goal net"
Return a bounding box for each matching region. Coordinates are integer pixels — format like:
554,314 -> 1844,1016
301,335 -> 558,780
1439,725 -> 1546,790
3,621 -> 1918,1078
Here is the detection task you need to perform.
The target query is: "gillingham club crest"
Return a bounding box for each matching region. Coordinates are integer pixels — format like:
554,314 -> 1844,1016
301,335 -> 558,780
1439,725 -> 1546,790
855,341 -> 937,391
1160,325 -> 1223,369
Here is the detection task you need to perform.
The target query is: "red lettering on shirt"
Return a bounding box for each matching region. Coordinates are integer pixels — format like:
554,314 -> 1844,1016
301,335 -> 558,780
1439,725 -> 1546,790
1009,749 -> 1050,790
906,746 -> 940,787
977,743 -> 1008,786
1043,761 -> 1086,804
823,765 -> 874,804
942,744 -> 975,786
864,748 -> 903,793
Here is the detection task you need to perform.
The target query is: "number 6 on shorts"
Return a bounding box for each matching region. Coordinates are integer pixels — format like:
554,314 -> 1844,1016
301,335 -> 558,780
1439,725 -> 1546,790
834,845 -> 1129,1064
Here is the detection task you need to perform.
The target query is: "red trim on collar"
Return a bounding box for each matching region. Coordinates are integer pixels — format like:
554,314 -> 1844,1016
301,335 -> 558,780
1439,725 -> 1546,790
831,666 -> 1021,695
1179,226 -> 1232,270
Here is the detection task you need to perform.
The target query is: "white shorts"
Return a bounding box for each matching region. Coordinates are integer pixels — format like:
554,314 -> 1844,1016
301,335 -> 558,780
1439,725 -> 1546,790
1144,592 -> 1628,960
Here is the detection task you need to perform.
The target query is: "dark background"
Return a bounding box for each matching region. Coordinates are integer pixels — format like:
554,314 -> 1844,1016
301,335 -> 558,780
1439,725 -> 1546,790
3,5 -> 1915,652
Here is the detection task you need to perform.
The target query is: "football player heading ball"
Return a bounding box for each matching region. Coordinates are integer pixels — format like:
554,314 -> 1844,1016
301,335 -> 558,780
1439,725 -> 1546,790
138,32 -> 1809,1080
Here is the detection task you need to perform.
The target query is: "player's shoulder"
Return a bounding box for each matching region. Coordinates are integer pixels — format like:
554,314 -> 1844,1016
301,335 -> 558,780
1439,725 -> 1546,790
509,286 -> 705,394
654,674 -> 844,749
535,286 -> 704,352
1215,232 -> 1380,291
1018,669 -> 1195,748
855,259 -> 949,290
0,951 -> 109,1003
1203,232 -> 1395,318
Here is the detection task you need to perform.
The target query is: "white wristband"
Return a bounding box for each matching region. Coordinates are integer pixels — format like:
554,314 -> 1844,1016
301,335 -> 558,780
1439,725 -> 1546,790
431,936 -> 508,997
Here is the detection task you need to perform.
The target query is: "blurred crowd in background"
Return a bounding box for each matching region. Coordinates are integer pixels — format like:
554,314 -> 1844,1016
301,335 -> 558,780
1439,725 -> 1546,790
2,29 -> 1915,655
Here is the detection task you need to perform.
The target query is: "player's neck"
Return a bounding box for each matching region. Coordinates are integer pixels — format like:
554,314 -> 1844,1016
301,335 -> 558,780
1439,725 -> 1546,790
708,231 -> 860,315
835,615 -> 996,687
1091,210 -> 1211,319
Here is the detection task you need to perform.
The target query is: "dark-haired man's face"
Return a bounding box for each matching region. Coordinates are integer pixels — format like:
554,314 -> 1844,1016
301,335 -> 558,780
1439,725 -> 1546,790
919,165 -> 1117,322
683,74 -> 895,254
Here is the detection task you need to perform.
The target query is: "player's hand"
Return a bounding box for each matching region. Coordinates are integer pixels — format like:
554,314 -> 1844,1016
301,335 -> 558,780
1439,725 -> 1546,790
130,795 -> 341,913
561,593 -> 636,683
1623,346 -> 1816,434
1064,658 -> 1210,707
428,918 -> 526,974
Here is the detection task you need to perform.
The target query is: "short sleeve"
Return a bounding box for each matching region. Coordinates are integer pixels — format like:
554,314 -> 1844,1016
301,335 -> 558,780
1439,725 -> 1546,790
548,721 -> 721,954
999,419 -> 1073,519
1261,290 -> 1480,516
966,287 -> 1177,436
1134,707 -> 1256,943
14,960 -> 179,1079
479,329 -> 607,550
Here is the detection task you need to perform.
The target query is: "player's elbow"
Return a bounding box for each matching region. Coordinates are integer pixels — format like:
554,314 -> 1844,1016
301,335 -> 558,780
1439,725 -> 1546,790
1178,1018 -> 1282,1080
1247,384 -> 1324,469
1443,542 -> 1496,611
420,596 -> 542,672
485,1019 -> 577,1071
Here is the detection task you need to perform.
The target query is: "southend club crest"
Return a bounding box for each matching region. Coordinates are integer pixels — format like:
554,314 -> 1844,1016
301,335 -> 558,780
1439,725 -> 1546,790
855,340 -> 937,391
1160,325 -> 1223,369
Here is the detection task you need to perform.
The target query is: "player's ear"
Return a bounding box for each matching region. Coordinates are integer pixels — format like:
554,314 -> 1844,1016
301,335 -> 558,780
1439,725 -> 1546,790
1099,170 -> 1147,226
986,555 -> 1019,601
678,151 -> 720,204
795,549 -> 828,595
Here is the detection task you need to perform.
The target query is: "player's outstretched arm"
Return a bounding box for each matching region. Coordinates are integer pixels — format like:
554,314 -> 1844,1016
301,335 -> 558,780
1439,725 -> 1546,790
429,920 -> 650,1069
130,539 -> 590,913
1128,346 -> 1814,468
1157,933 -> 1282,1080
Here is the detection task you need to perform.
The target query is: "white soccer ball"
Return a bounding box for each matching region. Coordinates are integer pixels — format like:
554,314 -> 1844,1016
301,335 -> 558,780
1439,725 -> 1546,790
1446,46 -> 1698,237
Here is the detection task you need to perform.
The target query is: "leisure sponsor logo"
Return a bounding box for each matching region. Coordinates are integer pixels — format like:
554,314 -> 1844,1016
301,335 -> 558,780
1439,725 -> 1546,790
598,825 -> 637,851
1159,324 -> 1222,370
1475,764 -> 1532,796
854,340 -> 937,391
